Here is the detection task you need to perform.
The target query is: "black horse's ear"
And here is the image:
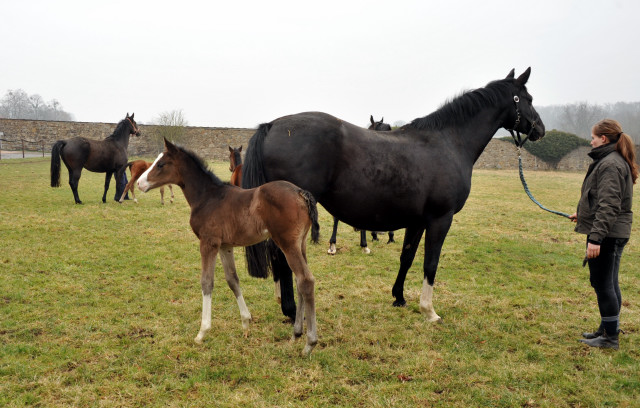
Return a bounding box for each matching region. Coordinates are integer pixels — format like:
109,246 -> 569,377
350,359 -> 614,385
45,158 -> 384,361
381,117 -> 384,123
131,113 -> 135,120
370,115 -> 375,125
126,112 -> 130,118
506,69 -> 515,79
515,67 -> 531,86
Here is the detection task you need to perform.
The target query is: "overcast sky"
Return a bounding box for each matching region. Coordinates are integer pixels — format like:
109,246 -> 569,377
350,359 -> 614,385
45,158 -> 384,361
2,0 -> 638,128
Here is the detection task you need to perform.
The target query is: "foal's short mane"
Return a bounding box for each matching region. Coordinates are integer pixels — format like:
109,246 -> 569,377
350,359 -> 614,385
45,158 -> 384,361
407,79 -> 517,131
177,145 -> 226,187
105,118 -> 131,141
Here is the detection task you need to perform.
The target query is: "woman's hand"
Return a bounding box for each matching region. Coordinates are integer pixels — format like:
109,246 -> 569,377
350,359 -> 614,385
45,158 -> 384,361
569,213 -> 578,223
587,242 -> 601,259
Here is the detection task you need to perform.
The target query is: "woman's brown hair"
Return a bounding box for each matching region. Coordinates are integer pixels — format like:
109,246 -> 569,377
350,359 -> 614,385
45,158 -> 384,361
593,119 -> 639,184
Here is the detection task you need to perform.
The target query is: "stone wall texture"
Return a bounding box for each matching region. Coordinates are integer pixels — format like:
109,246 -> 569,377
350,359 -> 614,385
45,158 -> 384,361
0,118 -> 636,171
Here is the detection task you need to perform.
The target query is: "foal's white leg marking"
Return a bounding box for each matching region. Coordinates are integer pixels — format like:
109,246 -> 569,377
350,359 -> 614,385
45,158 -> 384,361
219,246 -> 252,337
362,246 -> 371,254
137,153 -> 163,192
327,243 -> 336,255
274,280 -> 282,304
194,292 -> 212,344
420,280 -> 442,322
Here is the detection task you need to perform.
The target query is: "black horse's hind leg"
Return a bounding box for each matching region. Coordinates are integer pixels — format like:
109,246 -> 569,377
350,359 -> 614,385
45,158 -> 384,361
387,231 -> 395,244
327,217 -> 340,255
65,164 -> 83,204
271,242 -> 296,321
419,213 -> 454,322
392,225 -> 425,307
359,230 -> 370,254
102,171 -> 113,203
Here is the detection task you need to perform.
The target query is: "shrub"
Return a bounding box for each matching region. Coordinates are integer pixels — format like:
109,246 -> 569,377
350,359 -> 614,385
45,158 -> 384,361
499,130 -> 590,165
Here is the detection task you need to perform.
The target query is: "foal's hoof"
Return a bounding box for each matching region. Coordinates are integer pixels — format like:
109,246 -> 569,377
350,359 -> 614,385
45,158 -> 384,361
327,244 -> 337,255
392,299 -> 407,307
362,247 -> 371,254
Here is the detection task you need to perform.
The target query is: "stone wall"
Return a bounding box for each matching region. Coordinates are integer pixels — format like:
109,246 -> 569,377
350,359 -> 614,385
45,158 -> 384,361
0,118 -> 254,162
1,118 -> 636,171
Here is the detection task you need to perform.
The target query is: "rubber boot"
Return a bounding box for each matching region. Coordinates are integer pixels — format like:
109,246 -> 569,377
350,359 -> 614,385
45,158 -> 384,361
579,331 -> 619,350
582,325 -> 604,339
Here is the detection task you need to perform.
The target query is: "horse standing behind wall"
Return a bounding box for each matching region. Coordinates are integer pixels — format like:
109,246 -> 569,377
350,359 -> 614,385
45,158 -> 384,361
242,68 -> 545,322
118,160 -> 174,205
327,116 -> 396,255
50,113 -> 140,204
137,139 -> 321,356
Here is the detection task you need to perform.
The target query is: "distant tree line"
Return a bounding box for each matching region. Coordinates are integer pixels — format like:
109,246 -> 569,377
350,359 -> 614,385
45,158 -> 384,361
0,89 -> 74,121
534,102 -> 640,144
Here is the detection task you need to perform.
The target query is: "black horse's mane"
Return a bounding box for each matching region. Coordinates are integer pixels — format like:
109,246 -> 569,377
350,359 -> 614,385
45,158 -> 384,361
105,118 -> 131,141
176,144 -> 226,187
407,79 -> 517,131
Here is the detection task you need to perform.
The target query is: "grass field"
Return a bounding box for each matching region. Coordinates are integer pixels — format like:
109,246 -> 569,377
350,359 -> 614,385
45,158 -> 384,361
1,157 -> 639,407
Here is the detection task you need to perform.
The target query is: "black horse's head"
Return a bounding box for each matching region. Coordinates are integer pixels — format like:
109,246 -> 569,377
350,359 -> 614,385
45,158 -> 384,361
369,115 -> 392,131
126,113 -> 141,137
504,68 -> 545,143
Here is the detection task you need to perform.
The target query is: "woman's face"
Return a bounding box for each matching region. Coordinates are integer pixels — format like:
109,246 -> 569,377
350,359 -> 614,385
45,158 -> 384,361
590,133 -> 609,148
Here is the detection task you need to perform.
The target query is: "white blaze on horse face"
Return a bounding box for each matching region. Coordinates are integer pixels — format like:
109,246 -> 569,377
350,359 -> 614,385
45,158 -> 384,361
420,280 -> 442,322
137,153 -> 163,192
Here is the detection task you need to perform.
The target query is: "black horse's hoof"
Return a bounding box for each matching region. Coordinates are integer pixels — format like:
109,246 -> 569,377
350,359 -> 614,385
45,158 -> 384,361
392,299 -> 407,307
75,201 -> 83,205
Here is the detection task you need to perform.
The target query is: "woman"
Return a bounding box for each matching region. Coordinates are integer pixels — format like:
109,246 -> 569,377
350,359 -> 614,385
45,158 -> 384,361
569,119 -> 638,350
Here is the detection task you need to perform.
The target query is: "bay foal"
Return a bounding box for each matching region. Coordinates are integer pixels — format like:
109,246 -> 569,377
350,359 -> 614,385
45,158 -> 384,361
137,139 -> 320,356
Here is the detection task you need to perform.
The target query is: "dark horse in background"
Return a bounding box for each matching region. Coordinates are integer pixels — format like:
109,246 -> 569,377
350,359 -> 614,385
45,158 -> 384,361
243,68 -> 545,322
50,113 -> 140,204
327,115 -> 395,255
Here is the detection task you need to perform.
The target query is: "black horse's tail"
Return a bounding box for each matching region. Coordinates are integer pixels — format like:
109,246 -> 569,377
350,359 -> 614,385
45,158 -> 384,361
50,140 -> 65,187
243,123 -> 275,280
301,190 -> 320,244
119,161 -> 134,176
241,122 -> 271,190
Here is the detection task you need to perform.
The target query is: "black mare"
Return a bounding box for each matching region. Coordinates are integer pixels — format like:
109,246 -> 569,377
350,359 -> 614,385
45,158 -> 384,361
242,68 -> 545,322
327,115 -> 395,255
50,113 -> 140,204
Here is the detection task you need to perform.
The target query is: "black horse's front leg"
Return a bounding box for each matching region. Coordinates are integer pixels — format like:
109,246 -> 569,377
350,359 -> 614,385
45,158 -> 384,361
420,212 -> 454,322
392,226 -> 425,307
102,171 -> 113,203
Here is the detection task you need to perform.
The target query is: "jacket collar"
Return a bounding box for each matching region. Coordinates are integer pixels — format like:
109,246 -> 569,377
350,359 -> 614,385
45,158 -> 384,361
588,143 -> 617,161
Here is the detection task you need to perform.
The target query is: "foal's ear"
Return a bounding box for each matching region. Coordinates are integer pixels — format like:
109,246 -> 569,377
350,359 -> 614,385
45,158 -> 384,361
239,145 -> 242,152
515,67 -> 531,86
506,69 -> 515,79
229,146 -> 233,152
164,138 -> 178,152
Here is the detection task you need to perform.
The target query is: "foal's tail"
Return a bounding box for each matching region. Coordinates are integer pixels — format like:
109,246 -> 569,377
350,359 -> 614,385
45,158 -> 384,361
50,140 -> 65,187
119,161 -> 134,176
301,190 -> 320,244
244,123 -> 275,279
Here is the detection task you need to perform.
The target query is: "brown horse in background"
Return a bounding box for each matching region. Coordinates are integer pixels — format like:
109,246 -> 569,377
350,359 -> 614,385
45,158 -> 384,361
228,145 -> 243,187
137,139 -> 320,356
118,160 -> 174,204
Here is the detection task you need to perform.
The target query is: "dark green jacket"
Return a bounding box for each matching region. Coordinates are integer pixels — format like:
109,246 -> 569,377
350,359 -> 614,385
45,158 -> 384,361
575,143 -> 634,243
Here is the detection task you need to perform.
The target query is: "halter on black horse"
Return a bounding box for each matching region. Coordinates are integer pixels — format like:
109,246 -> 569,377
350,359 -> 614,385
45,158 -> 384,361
507,95 -> 570,219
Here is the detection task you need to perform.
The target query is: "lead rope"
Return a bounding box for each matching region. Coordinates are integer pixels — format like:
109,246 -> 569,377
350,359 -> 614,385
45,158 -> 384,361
516,145 -> 571,219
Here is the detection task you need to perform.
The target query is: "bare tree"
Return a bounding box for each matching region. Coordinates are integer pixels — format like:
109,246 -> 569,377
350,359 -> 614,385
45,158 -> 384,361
559,102 -> 606,138
28,94 -> 45,119
152,109 -> 189,151
0,89 -> 74,121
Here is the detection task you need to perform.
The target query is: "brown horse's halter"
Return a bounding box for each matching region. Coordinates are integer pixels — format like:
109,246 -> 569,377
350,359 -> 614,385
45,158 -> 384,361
127,117 -> 140,134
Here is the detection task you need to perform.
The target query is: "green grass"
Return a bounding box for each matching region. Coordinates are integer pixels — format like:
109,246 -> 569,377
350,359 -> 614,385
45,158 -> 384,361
1,158 -> 639,407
